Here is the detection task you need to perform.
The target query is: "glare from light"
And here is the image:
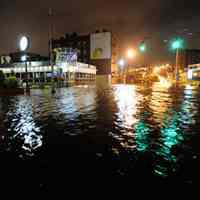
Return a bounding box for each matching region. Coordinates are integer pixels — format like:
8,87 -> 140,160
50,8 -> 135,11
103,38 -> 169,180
171,38 -> 184,50
113,85 -> 139,145
19,36 -> 29,51
153,66 -> 160,74
21,55 -> 27,62
159,77 -> 172,88
127,49 -> 136,59
118,59 -> 125,68
186,84 -> 193,90
187,69 -> 193,80
139,43 -> 146,53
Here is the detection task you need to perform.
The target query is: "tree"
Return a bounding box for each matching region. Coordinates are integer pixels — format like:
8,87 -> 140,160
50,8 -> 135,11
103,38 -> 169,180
0,70 -> 5,88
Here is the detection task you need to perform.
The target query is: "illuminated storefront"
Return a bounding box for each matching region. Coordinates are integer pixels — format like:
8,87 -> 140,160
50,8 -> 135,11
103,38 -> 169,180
187,64 -> 200,81
0,61 -> 96,83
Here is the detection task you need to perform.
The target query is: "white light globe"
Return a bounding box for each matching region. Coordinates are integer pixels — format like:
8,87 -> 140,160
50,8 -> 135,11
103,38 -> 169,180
19,36 -> 29,51
21,55 -> 27,62
118,59 -> 125,67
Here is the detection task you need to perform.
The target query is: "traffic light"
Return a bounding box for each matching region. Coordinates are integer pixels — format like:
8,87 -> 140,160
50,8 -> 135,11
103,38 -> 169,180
171,38 -> 184,50
139,41 -> 146,53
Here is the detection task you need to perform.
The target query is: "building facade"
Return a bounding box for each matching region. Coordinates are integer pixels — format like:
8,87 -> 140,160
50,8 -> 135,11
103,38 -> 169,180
52,31 -> 118,77
0,50 -> 96,85
0,61 -> 96,84
179,49 -> 200,69
52,33 -> 90,64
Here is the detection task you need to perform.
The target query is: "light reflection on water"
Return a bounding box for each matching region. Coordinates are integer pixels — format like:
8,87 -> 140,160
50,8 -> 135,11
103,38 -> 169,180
0,84 -> 200,180
0,97 -> 42,156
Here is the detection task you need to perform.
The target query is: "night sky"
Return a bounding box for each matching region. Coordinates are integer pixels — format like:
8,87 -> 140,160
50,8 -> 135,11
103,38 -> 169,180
0,0 -> 200,62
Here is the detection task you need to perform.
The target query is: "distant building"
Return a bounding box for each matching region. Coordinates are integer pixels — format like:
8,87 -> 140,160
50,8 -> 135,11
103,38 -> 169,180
52,33 -> 90,64
52,31 -> 118,77
9,52 -> 49,63
111,34 -> 120,74
179,49 -> 200,69
0,51 -> 96,84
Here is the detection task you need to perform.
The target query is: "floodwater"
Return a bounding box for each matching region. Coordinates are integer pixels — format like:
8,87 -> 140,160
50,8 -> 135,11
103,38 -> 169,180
0,82 -> 200,191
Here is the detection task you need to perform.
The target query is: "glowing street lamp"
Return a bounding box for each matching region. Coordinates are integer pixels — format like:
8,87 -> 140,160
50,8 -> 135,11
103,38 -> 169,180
127,49 -> 136,59
171,39 -> 183,50
139,42 -> 146,53
118,58 -> 126,83
19,36 -> 29,52
19,36 -> 30,92
118,58 -> 125,69
21,55 -> 27,62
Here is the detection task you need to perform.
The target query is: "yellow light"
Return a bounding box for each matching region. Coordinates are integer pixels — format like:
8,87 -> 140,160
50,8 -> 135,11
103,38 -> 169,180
186,84 -> 193,90
158,77 -> 172,88
127,49 -> 136,59
153,66 -> 160,74
187,69 -> 193,80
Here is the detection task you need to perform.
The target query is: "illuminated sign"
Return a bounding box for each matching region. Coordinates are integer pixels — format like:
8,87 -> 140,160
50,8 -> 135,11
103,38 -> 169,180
54,48 -> 77,64
90,32 -> 111,60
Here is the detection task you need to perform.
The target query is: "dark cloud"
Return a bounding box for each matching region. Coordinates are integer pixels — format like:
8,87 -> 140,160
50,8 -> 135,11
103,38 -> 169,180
0,0 -> 199,61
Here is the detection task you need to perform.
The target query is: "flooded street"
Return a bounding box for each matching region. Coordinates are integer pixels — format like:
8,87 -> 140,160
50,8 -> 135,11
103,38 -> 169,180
0,83 -> 200,190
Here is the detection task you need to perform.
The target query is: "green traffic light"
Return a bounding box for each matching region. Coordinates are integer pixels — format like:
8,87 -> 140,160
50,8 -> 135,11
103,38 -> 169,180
171,38 -> 184,50
139,43 -> 146,52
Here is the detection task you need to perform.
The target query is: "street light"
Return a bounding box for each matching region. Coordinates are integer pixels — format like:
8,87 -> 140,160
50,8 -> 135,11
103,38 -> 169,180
171,38 -> 184,81
127,49 -> 136,59
118,58 -> 126,84
125,49 -> 136,83
19,36 -> 30,92
139,42 -> 146,53
48,8 -> 56,94
21,55 -> 27,62
19,36 -> 29,52
118,58 -> 125,69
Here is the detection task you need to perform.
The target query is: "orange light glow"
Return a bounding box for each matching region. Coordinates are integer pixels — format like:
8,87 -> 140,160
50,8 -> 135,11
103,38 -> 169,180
127,49 -> 136,59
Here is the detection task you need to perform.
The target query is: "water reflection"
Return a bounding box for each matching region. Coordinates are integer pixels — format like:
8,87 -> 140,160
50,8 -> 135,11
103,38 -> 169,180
55,86 -> 97,118
134,120 -> 150,152
149,81 -> 173,125
3,97 -> 42,156
112,83 -> 199,178
152,85 -> 198,177
112,85 -> 142,150
154,111 -> 184,177
114,85 -> 139,129
0,84 -> 200,182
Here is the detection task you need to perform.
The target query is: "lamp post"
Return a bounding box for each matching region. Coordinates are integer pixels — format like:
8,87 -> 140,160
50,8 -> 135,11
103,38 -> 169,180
19,36 -> 30,92
139,42 -> 146,53
48,8 -> 56,94
171,38 -> 184,81
126,49 -> 136,83
118,58 -> 125,83
139,41 -> 149,79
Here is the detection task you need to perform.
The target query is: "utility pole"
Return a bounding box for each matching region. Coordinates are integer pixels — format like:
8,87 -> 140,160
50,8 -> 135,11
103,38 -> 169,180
175,47 -> 179,81
48,8 -> 56,93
